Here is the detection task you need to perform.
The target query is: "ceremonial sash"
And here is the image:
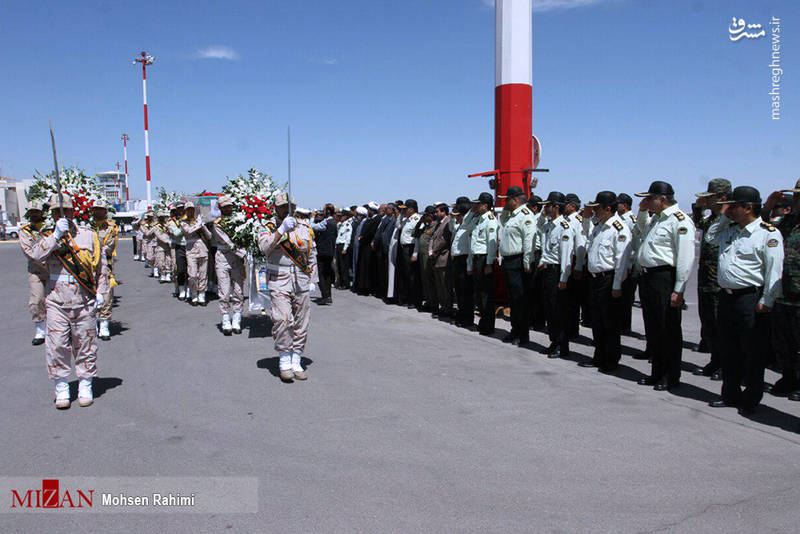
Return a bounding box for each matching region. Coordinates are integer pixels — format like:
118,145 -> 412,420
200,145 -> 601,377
55,232 -> 101,295
95,222 -> 119,288
266,221 -> 312,274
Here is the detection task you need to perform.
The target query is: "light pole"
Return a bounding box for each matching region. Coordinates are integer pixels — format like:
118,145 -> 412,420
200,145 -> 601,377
132,51 -> 154,207
121,133 -> 130,202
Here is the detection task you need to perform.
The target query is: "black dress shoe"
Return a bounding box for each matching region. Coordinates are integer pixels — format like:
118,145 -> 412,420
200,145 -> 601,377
789,391 -> 800,401
502,333 -> 518,344
638,377 -> 658,386
654,381 -> 679,391
32,338 -> 44,346
632,353 -> 649,360
517,337 -> 530,346
547,347 -> 561,359
709,399 -> 732,408
738,405 -> 757,416
598,365 -> 618,374
711,370 -> 723,381
577,361 -> 596,368
768,376 -> 797,396
478,329 -> 495,336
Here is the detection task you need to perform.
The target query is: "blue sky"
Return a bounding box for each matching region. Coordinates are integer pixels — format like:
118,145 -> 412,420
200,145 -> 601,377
0,0 -> 797,210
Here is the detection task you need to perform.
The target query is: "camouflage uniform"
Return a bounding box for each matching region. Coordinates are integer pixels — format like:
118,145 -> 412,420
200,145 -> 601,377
19,211 -> 50,344
211,197 -> 246,334
771,211 -> 800,397
257,196 -> 317,381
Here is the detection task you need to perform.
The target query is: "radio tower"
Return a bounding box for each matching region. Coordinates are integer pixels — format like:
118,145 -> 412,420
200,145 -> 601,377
133,52 -> 154,207
121,133 -> 130,202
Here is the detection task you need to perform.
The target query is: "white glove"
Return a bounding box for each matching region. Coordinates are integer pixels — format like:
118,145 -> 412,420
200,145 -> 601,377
278,216 -> 296,235
54,218 -> 70,239
309,282 -> 317,293
95,293 -> 105,308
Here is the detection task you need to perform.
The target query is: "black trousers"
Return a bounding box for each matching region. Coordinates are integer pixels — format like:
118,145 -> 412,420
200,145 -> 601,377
502,255 -> 528,340
541,264 -> 570,351
452,255 -> 474,325
566,274 -> 582,337
589,271 -> 622,369
718,288 -> 768,409
318,255 -> 334,299
335,244 -> 350,288
375,246 -> 388,297
639,267 -> 682,384
398,244 -> 420,306
528,252 -> 546,330
697,291 -> 722,371
620,272 -> 637,332
471,254 -> 495,333
132,236 -> 138,255
174,245 -> 187,286
772,302 -> 800,373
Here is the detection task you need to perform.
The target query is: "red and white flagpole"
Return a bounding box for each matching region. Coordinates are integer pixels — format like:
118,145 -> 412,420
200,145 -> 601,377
495,0 -> 532,204
133,51 -> 154,208
121,133 -> 130,202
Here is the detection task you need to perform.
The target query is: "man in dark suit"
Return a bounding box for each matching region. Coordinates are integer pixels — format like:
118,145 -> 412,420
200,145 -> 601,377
356,202 -> 381,295
312,204 -> 338,304
372,204 -> 391,298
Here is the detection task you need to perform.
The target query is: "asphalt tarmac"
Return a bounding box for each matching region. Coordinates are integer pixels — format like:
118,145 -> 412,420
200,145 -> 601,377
2,240 -> 799,533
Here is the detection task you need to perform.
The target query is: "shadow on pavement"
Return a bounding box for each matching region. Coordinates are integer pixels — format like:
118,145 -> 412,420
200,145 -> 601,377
109,321 -> 128,337
257,357 -> 314,378
68,377 -> 123,400
245,315 -> 273,338
740,404 -> 800,434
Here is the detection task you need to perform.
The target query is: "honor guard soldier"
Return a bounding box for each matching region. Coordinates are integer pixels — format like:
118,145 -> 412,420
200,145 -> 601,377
763,179 -> 800,400
212,195 -> 247,335
180,202 -> 211,306
499,186 -> 535,345
153,210 -> 173,283
467,192 -> 499,336
582,192 -> 633,371
634,180 -> 696,391
91,200 -> 119,341
537,192 -> 574,357
142,210 -> 156,274
19,200 -> 50,345
708,186 -> 783,415
258,193 -> 317,382
30,194 -> 109,409
167,202 -> 188,299
691,179 -> 732,380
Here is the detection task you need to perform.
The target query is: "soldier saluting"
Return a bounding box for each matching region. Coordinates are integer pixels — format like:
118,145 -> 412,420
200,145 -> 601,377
258,193 -> 317,382
29,194 -> 109,409
634,180 -> 695,391
708,186 -> 783,415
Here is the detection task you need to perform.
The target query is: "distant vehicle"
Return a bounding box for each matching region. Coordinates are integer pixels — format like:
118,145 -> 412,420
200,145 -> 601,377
4,224 -> 20,239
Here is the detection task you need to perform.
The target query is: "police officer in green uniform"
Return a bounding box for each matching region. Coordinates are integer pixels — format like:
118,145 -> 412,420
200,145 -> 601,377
499,186 -> 535,345
763,179 -> 800,400
709,186 -> 783,415
467,192 -> 499,336
691,178 -> 732,380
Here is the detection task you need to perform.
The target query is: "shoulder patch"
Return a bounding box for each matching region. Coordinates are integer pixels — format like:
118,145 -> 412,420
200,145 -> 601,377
674,212 -> 685,221
612,220 -> 623,231
562,235 -> 570,241
525,220 -> 532,225
767,238 -> 779,248
576,214 -> 583,223
760,221 -> 776,232
618,234 -> 627,242
678,227 -> 688,235
521,208 -> 530,215
560,221 -> 570,229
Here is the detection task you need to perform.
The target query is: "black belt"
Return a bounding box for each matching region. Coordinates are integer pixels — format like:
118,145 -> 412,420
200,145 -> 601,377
472,253 -> 486,258
541,263 -> 559,270
502,253 -> 522,260
722,286 -> 761,296
590,270 -> 614,278
640,265 -> 674,274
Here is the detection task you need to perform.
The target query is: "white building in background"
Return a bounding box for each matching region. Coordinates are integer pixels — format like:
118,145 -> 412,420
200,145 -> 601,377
94,171 -> 129,209
0,177 -> 35,224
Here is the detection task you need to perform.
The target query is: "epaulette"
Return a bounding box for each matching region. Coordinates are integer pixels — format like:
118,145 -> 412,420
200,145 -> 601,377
521,208 -> 530,215
214,217 -> 222,224
560,221 -> 570,229
612,220 -> 623,231
760,221 -> 776,232
576,214 -> 584,223
488,214 -> 495,220
674,212 -> 685,222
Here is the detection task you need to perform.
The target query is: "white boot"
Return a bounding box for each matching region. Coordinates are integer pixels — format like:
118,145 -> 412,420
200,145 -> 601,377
153,266 -> 160,278
221,313 -> 232,335
54,378 -> 70,409
98,320 -> 110,340
198,292 -> 206,306
166,273 -> 172,282
32,321 -> 46,346
232,312 -> 242,334
292,352 -> 308,380
178,286 -> 186,300
78,377 -> 93,407
279,352 -> 294,382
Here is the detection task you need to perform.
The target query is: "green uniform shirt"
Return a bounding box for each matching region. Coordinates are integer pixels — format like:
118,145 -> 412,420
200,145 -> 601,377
499,204 -> 535,267
467,211 -> 499,271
